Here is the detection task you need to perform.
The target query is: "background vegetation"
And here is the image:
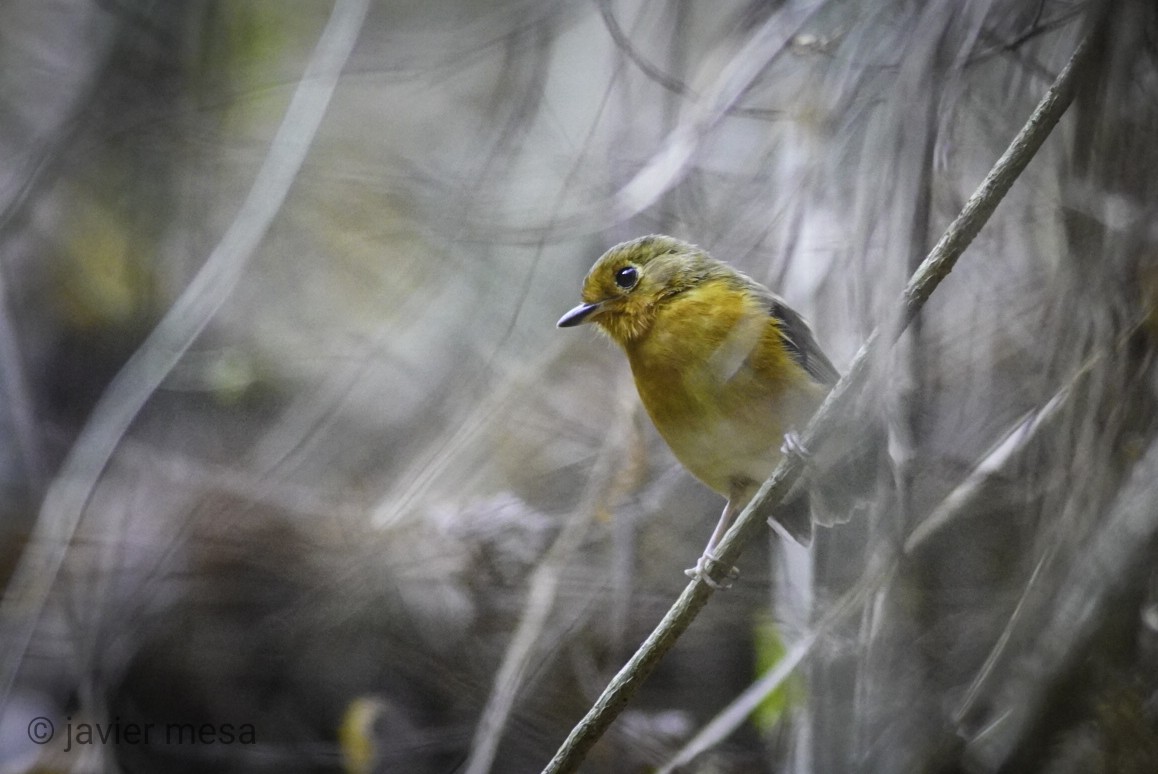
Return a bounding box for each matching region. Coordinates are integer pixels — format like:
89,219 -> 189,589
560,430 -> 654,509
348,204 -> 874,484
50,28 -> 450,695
0,1 -> 1155,772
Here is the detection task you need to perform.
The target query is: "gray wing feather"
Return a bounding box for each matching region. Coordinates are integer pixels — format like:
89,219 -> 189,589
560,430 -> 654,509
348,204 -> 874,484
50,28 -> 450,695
759,290 -> 840,387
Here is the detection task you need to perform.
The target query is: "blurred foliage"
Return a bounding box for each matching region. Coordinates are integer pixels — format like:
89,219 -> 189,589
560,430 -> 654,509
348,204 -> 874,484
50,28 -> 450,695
751,615 -> 801,735
0,0 -> 1156,772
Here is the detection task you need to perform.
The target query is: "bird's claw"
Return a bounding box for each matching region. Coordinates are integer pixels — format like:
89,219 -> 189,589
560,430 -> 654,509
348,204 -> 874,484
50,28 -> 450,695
684,554 -> 740,589
781,430 -> 811,459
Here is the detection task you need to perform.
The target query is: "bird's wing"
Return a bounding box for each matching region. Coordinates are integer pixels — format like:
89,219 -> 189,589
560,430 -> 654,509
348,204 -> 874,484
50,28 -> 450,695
757,288 -> 840,387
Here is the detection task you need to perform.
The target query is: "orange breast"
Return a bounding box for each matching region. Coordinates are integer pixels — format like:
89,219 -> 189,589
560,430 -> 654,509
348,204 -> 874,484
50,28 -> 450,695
624,281 -> 824,497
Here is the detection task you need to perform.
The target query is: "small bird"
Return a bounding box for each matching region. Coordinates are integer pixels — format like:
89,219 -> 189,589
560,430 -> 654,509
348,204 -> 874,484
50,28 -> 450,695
557,235 -> 838,585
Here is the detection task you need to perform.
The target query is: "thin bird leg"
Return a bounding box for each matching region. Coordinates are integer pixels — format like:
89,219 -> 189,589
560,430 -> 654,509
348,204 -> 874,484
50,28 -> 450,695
706,497 -> 741,554
685,491 -> 748,588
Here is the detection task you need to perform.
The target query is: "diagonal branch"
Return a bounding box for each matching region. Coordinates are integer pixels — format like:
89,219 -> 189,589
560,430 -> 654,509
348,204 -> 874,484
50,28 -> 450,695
542,23 -> 1096,774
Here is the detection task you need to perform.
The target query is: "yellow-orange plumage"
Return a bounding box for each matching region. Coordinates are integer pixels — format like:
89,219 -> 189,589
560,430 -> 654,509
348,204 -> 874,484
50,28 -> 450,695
625,276 -> 825,499
558,235 -> 837,584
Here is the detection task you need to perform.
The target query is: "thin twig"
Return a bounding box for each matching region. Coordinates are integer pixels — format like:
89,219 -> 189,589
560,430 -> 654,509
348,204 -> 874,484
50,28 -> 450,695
657,564 -> 886,773
925,330 -> 1146,727
904,376 -> 1072,554
0,0 -> 371,707
462,381 -> 633,774
369,339 -> 567,528
0,275 -> 46,493
964,436 -> 1158,771
612,0 -> 824,219
542,25 -> 1095,774
597,0 -> 691,98
903,329 -> 1129,556
596,0 -> 782,122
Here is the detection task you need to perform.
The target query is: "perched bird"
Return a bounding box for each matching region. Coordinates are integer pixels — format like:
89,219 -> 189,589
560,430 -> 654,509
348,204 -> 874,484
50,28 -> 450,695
557,235 -> 838,585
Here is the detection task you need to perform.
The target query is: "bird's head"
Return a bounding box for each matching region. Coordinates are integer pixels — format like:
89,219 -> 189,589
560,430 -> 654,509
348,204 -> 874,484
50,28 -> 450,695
557,235 -> 714,345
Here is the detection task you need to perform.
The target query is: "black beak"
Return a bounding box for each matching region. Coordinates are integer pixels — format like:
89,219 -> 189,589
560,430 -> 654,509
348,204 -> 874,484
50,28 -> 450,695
557,301 -> 601,328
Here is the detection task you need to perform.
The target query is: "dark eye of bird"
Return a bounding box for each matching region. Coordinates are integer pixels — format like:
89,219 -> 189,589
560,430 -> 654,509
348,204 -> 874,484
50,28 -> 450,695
614,265 -> 638,290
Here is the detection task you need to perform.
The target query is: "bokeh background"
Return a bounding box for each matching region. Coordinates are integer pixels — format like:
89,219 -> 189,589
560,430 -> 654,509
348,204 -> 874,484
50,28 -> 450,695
1,0 -> 1157,772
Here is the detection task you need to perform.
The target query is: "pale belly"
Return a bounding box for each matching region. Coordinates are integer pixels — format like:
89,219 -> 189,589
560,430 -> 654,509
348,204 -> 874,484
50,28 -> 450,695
656,406 -> 787,497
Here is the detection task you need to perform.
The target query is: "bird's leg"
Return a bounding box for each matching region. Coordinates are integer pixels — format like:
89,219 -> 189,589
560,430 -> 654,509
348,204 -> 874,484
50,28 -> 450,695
684,493 -> 747,589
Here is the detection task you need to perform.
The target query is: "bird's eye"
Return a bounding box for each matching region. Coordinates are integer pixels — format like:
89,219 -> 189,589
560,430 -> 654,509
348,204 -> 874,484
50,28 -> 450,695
614,266 -> 638,290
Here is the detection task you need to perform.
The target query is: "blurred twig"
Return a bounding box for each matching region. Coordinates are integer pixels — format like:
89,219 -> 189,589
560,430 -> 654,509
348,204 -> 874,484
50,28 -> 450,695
968,7 -> 1086,68
656,566 -> 883,773
0,275 -> 46,493
963,436 -> 1158,770
596,0 -> 690,98
903,347 -> 1101,554
370,340 -> 566,528
542,24 -> 1096,774
463,379 -> 634,774
928,326 -> 1152,751
903,318 -> 1146,558
598,0 -> 786,122
0,0 -> 371,706
611,0 -> 824,219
